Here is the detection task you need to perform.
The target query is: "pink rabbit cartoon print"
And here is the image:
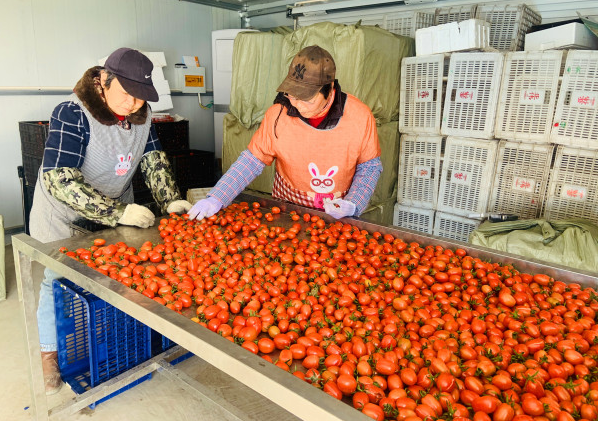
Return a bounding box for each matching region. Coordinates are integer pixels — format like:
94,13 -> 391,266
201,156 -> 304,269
115,152 -> 133,176
307,163 -> 341,209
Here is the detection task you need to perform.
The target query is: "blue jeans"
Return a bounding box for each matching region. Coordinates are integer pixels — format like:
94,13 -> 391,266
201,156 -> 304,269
38,268 -> 61,352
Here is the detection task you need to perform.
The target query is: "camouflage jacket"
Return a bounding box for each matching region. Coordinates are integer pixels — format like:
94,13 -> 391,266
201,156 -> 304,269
43,150 -> 181,227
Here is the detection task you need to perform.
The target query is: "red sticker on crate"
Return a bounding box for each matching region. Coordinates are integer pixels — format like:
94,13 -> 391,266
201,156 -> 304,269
561,185 -> 588,201
455,89 -> 477,103
519,90 -> 545,105
571,91 -> 597,108
413,166 -> 432,178
512,177 -> 537,193
415,90 -> 433,102
450,170 -> 472,186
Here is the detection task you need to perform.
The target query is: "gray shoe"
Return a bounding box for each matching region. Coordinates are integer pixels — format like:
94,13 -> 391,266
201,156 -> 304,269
41,351 -> 63,395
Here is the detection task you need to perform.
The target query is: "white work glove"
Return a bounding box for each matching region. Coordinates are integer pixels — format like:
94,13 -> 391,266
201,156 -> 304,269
323,198 -> 356,219
166,200 -> 193,214
118,204 -> 155,228
188,197 -> 223,221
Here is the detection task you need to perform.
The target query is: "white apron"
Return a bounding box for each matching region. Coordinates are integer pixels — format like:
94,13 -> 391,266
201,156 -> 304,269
29,94 -> 151,243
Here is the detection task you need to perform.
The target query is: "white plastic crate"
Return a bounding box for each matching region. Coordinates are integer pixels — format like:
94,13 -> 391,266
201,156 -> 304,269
495,50 -> 564,143
400,54 -> 446,135
393,203 -> 435,235
416,19 -> 490,56
489,140 -> 554,219
186,187 -> 213,204
384,11 -> 436,38
435,5 -> 478,25
437,137 -> 498,217
544,146 -> 598,224
434,211 -> 481,243
441,52 -> 504,139
397,134 -> 443,209
551,51 -> 598,149
476,3 -> 542,52
525,23 -> 598,52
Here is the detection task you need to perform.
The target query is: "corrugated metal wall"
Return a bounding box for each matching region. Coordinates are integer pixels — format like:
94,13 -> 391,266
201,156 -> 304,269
297,0 -> 598,27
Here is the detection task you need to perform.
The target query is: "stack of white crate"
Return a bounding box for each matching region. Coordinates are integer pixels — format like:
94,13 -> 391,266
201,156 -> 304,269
543,51 -> 598,224
490,50 -> 598,225
397,51 -> 505,242
489,50 -> 562,221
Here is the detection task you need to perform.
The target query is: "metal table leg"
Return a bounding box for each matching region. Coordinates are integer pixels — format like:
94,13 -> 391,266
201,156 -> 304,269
15,249 -> 49,421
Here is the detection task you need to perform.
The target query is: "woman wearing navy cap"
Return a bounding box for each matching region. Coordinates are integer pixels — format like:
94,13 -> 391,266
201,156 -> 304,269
29,48 -> 192,394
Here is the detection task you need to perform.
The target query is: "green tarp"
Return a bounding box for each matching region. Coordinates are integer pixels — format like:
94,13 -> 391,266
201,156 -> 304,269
360,197 -> 396,227
370,121 -> 399,205
221,113 -> 275,194
229,22 -> 414,129
470,219 -> 598,273
229,31 -> 286,129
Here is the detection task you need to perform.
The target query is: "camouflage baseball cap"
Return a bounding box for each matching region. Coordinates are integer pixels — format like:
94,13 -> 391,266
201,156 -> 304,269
277,45 -> 336,101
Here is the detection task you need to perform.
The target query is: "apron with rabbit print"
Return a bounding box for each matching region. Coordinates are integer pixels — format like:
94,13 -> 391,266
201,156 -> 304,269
249,93 -> 380,210
29,93 -> 150,243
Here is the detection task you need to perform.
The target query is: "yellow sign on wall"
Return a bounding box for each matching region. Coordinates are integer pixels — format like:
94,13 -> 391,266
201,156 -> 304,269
185,75 -> 204,88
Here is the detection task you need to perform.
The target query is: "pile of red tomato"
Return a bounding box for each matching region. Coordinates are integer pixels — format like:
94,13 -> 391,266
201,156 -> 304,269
59,202 -> 598,421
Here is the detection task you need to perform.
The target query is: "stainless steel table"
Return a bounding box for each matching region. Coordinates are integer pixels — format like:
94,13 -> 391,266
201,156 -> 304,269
13,193 -> 598,420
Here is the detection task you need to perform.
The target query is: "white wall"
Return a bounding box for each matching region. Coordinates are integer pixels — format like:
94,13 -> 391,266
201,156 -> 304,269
248,13 -> 293,30
0,0 -> 240,229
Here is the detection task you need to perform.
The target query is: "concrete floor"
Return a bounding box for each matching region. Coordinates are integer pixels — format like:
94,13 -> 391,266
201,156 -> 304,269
0,242 -> 290,421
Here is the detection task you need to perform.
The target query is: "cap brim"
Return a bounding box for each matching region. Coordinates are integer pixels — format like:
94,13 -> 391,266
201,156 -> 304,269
116,75 -> 159,102
276,76 -> 322,101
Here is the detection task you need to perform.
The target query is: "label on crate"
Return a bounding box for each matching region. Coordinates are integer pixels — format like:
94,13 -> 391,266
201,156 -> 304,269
519,90 -> 546,105
512,177 -> 537,193
455,89 -> 477,103
561,185 -> 588,201
413,166 -> 432,178
415,89 -> 434,102
450,170 -> 472,186
571,91 -> 597,108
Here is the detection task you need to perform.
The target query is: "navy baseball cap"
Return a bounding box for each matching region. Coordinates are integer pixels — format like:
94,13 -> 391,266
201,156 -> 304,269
104,48 -> 159,102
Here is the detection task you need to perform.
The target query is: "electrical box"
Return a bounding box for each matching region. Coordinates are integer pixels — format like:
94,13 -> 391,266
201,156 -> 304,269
175,66 -> 206,93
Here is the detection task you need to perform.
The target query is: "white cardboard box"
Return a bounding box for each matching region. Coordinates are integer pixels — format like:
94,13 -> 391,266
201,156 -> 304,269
416,19 -> 490,56
148,94 -> 173,112
153,79 -> 171,96
525,23 -> 598,51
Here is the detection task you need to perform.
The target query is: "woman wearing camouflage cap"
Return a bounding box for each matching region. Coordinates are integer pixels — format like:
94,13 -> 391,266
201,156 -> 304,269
189,45 -> 382,221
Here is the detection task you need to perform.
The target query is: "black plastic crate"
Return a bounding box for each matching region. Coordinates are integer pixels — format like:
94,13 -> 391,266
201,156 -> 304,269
168,149 -> 216,188
133,189 -> 155,207
19,121 -> 49,157
22,153 -> 43,186
151,330 -> 193,365
18,168 -> 35,235
131,167 -> 146,191
153,121 -> 190,152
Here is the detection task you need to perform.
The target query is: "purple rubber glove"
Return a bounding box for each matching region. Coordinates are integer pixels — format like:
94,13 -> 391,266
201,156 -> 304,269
323,198 -> 356,219
188,196 -> 223,221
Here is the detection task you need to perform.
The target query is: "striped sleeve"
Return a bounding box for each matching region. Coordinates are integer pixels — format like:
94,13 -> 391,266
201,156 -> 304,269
344,157 -> 382,216
208,150 -> 265,207
42,102 -> 90,172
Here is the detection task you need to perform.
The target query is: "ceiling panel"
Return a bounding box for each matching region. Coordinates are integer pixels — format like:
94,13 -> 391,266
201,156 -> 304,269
181,0 -> 296,11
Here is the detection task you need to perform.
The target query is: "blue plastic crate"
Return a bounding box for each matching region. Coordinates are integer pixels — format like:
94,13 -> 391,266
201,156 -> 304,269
53,279 -> 152,408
